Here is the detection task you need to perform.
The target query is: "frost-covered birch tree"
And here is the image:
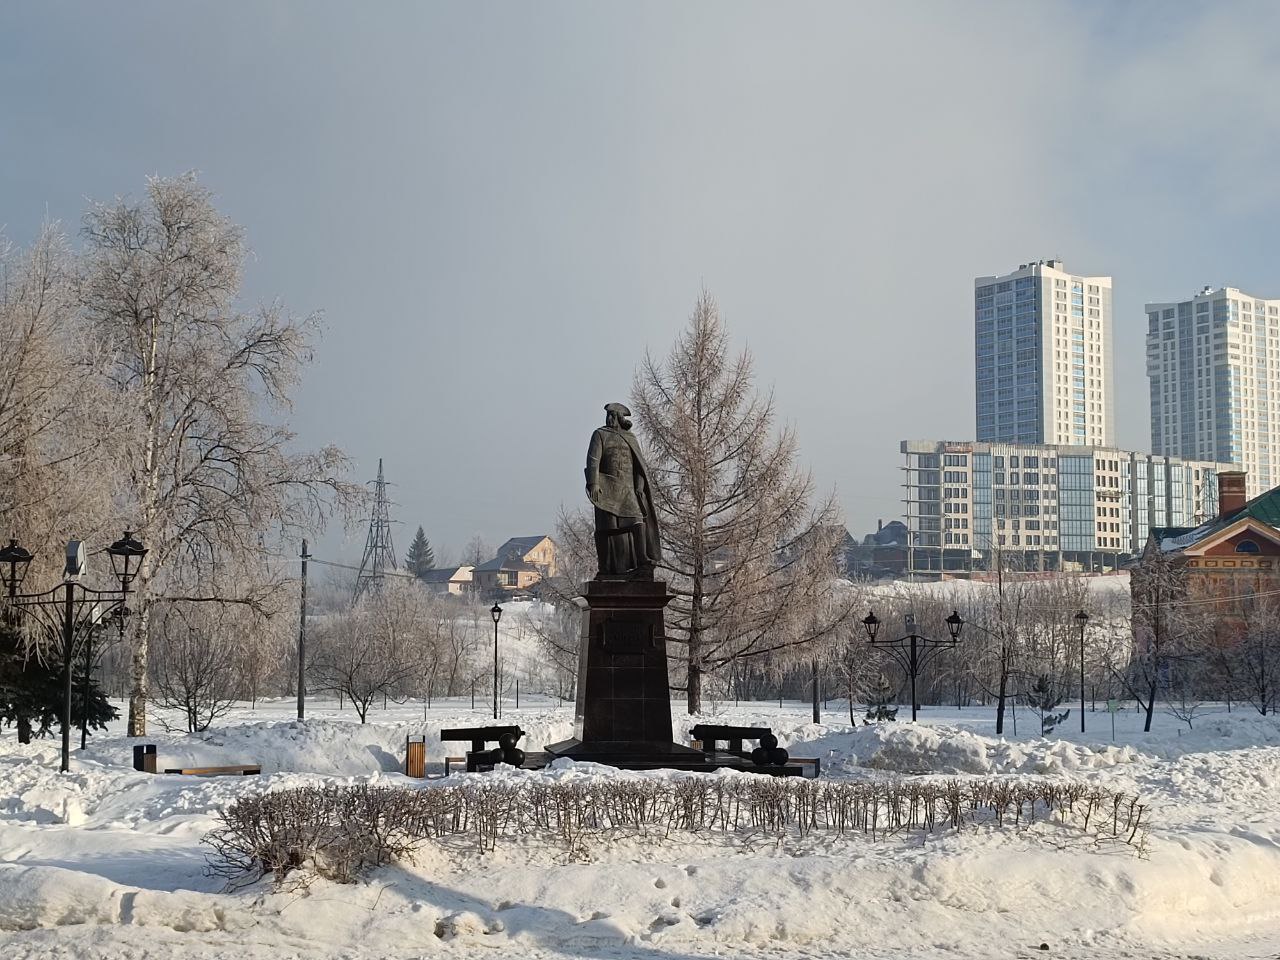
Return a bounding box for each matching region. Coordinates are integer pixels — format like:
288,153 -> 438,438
81,175 -> 357,735
0,225 -> 118,571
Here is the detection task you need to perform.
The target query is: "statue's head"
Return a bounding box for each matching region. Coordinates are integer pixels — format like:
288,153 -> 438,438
605,402 -> 632,430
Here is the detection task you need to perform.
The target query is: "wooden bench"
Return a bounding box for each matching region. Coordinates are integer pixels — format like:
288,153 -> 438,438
135,744 -> 259,776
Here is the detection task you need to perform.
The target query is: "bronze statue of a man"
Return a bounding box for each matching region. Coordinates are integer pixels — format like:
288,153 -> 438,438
585,403 -> 662,578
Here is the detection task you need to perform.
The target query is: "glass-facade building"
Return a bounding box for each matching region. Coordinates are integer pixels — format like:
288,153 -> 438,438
976,260 -> 1114,448
901,440 -> 1230,574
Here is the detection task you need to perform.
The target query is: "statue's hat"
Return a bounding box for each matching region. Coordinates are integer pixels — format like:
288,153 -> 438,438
605,402 -> 632,417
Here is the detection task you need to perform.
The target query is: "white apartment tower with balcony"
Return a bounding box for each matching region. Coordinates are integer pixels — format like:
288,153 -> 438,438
975,260 -> 1115,448
1146,286 -> 1279,498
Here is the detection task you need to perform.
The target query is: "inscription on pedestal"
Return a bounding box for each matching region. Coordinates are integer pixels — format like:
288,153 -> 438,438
603,620 -> 653,651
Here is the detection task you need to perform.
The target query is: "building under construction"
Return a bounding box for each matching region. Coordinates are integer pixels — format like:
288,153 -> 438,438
900,439 -> 1232,577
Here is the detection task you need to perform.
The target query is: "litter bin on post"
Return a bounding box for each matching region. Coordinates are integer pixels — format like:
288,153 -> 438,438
133,744 -> 157,773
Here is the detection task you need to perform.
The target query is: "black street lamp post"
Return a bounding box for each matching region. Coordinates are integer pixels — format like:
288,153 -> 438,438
490,602 -> 502,720
862,608 -> 965,722
1075,609 -> 1089,734
1,539 -> 33,603
0,532 -> 146,772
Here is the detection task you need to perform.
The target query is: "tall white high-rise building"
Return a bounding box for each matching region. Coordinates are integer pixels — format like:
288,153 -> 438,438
975,260 -> 1114,448
1146,286 -> 1278,496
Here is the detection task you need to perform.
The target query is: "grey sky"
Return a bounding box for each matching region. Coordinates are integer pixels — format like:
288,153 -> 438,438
3,1 -> 1279,563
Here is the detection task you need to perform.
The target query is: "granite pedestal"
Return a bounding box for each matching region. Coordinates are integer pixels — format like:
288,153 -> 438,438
544,578 -> 704,766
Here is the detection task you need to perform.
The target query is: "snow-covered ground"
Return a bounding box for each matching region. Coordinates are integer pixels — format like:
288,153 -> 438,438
2,694 -> 1279,959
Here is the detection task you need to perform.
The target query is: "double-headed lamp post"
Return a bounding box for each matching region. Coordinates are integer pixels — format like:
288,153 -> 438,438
0,531 -> 147,772
1075,609 -> 1089,733
862,608 -> 965,722
490,602 -> 503,720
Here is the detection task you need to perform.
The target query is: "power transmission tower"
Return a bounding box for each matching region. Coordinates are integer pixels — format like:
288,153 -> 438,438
353,458 -> 398,605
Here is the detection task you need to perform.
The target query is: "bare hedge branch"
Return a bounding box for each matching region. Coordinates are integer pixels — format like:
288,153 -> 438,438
205,776 -> 1149,886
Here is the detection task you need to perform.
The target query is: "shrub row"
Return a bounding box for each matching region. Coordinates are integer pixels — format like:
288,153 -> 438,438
204,776 -> 1148,885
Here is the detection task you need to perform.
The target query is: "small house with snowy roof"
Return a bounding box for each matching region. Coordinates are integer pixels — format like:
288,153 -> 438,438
471,535 -> 557,598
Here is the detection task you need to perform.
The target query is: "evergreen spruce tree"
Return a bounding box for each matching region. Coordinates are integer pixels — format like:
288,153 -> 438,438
0,624 -> 118,743
1024,673 -> 1070,735
865,671 -> 900,722
404,526 -> 436,578
0,623 -> 36,742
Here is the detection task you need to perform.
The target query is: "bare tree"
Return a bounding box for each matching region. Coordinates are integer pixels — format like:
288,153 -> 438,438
1163,654 -> 1210,731
961,555 -> 1034,735
1021,575 -> 1090,688
828,618 -> 879,724
523,507 -> 594,695
1124,543 -> 1210,733
228,562 -> 295,707
412,593 -> 491,705
80,175 -> 358,735
419,596 -> 486,697
309,580 -> 425,722
462,536 -> 491,567
150,602 -> 242,733
1232,595 -> 1280,716
631,291 -> 854,713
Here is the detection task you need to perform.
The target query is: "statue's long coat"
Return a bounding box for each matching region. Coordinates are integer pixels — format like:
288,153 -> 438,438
585,426 -> 662,562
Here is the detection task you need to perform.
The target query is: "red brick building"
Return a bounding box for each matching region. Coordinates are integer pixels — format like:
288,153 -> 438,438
1136,472 -> 1280,642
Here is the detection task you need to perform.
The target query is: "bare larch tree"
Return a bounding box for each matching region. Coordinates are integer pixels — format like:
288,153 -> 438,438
631,290 -> 852,713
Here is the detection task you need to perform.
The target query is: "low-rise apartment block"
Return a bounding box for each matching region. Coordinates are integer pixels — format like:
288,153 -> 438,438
901,440 -> 1233,574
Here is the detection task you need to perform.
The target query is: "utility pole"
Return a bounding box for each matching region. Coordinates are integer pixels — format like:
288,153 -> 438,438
1075,609 -> 1089,734
298,538 -> 309,721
